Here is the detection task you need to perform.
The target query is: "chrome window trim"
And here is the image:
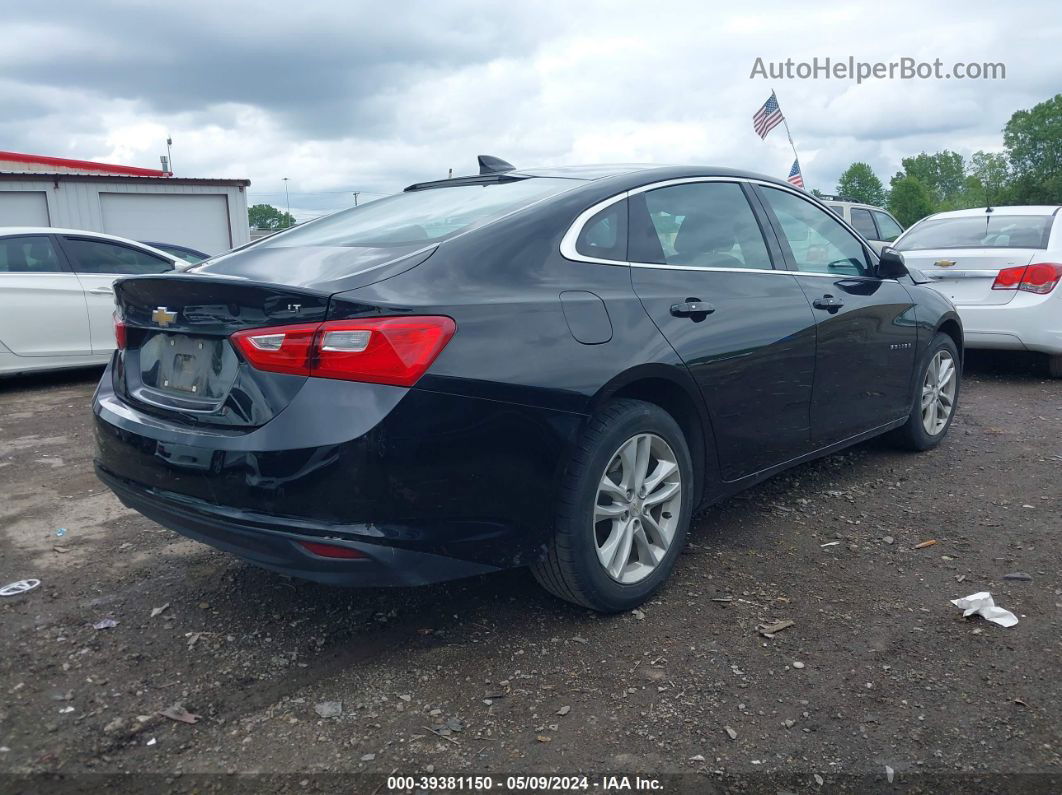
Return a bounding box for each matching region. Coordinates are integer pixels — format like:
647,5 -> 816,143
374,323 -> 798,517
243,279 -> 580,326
558,191 -> 630,265
559,176 -> 880,273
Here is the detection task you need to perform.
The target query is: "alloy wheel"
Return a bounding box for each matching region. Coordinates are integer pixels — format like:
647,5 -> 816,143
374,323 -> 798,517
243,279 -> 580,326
921,350 -> 957,435
593,433 -> 682,584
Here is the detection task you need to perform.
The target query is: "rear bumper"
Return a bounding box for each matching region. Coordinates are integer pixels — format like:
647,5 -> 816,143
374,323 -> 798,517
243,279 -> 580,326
957,293 -> 1062,355
93,362 -> 584,579
97,465 -> 499,586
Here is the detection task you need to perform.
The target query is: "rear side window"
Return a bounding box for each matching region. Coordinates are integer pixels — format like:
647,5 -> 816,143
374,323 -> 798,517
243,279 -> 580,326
896,215 -> 1052,251
0,235 -> 63,273
849,208 -> 878,240
257,178 -> 577,249
62,238 -> 173,275
872,211 -> 903,242
629,182 -> 772,269
575,200 -> 627,261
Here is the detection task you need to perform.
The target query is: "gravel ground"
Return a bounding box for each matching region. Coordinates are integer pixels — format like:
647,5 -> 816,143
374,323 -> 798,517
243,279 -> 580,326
1,352 -> 1060,794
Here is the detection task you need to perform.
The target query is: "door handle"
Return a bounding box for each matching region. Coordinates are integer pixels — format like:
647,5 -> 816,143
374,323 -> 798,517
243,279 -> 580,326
812,295 -> 843,311
88,287 -> 114,295
670,300 -> 715,317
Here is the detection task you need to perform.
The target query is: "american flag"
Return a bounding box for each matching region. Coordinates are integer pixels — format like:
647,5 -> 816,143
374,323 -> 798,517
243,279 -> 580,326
787,160 -> 804,189
753,92 -> 784,139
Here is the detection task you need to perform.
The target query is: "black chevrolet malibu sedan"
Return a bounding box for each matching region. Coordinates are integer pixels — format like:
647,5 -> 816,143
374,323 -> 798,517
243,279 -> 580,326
93,160 -> 962,612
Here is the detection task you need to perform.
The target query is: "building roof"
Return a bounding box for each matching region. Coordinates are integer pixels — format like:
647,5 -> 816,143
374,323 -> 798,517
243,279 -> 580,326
0,149 -> 170,177
0,150 -> 251,186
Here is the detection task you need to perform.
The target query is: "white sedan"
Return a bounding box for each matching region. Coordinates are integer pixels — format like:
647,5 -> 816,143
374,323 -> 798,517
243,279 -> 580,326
0,228 -> 182,376
893,206 -> 1062,377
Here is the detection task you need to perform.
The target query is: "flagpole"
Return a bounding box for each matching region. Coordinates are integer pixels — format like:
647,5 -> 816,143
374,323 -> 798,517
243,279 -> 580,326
773,89 -> 803,182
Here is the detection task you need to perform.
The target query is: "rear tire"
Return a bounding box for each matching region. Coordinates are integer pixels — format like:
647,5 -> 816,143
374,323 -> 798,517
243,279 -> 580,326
531,399 -> 693,613
1048,354 -> 1062,379
890,332 -> 961,451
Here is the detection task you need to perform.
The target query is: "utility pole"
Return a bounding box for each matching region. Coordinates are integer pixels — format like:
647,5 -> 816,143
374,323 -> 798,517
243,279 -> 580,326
166,137 -> 173,174
353,192 -> 360,207
282,177 -> 291,227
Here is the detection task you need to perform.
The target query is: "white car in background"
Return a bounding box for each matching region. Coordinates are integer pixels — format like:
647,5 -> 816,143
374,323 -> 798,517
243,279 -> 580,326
0,228 -> 181,375
821,197 -> 905,251
893,206 -> 1062,377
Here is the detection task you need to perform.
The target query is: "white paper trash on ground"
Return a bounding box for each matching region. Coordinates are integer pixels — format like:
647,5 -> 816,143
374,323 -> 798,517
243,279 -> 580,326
951,592 -> 1019,627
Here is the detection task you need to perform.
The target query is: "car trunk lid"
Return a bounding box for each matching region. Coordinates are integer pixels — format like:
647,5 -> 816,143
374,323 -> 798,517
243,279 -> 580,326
114,274 -> 330,428
898,248 -> 1039,306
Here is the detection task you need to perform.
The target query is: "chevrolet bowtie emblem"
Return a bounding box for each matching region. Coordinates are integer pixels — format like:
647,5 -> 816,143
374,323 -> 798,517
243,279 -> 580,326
934,259 -> 957,268
152,307 -> 177,326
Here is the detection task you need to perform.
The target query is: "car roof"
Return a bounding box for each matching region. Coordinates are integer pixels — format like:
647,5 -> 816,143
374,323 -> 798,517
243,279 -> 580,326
925,206 -> 1062,219
0,227 -> 179,261
413,164 -> 801,190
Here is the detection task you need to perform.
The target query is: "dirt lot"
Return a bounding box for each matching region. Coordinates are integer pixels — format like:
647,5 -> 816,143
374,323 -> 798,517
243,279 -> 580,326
1,353 -> 1060,793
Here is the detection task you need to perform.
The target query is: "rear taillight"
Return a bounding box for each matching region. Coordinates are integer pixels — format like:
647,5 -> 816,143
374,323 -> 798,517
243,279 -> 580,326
992,263 -> 1062,294
230,316 -> 456,387
113,314 -> 127,349
991,265 -> 1025,290
231,322 -> 318,376
1020,263 -> 1062,294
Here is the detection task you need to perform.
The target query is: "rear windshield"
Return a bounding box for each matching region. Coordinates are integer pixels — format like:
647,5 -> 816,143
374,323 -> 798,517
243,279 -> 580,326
896,215 -> 1052,251
259,178 -> 578,249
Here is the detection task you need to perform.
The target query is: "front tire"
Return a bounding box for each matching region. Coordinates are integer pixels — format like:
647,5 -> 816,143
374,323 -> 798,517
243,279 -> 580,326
890,332 -> 961,451
532,399 -> 694,612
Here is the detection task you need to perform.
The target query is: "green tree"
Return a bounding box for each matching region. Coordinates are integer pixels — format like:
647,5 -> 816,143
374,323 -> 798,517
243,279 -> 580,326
836,162 -> 886,206
248,204 -> 295,230
1003,93 -> 1062,204
966,151 -> 1011,207
893,151 -> 966,205
887,176 -> 935,227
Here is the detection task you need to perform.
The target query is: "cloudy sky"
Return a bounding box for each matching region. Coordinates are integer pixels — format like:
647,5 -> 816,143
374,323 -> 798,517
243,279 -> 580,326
2,1 -> 1059,220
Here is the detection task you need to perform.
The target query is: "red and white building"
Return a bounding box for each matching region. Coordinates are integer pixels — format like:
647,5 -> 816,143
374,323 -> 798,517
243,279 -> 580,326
0,150 -> 250,255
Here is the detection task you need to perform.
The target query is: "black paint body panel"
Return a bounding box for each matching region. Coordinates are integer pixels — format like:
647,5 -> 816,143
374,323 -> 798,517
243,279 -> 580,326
93,165 -> 962,585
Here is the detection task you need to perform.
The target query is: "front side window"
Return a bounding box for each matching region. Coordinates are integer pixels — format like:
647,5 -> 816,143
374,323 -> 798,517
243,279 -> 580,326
575,199 -> 627,261
254,178 -> 578,250
0,235 -> 63,273
629,182 -> 772,269
760,187 -> 871,276
872,211 -> 903,243
62,238 -> 173,275
849,208 -> 878,240
895,215 -> 1051,251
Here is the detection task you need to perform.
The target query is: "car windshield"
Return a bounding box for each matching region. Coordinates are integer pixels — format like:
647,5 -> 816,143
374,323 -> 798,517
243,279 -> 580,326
896,215 -> 1052,251
258,178 -> 579,249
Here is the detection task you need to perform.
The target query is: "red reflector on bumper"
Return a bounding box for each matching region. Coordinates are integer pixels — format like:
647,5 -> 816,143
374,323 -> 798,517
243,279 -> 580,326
298,541 -> 366,559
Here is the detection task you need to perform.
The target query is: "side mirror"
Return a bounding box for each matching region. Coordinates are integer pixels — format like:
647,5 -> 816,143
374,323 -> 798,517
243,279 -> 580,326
876,247 -> 908,279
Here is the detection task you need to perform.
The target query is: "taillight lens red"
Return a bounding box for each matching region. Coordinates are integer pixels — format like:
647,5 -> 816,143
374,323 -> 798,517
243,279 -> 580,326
1020,263 -> 1062,294
230,322 -> 319,376
230,316 -> 456,387
113,314 -> 127,349
992,263 -> 1062,294
991,265 -> 1025,290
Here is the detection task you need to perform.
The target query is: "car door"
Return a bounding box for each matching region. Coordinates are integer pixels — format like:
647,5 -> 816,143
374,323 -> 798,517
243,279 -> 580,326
627,180 -> 818,481
57,236 -> 175,354
0,234 -> 92,358
754,185 -> 918,446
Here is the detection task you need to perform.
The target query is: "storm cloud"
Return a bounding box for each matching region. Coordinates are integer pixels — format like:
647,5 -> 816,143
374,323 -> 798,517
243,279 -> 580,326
2,0 -> 1057,219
